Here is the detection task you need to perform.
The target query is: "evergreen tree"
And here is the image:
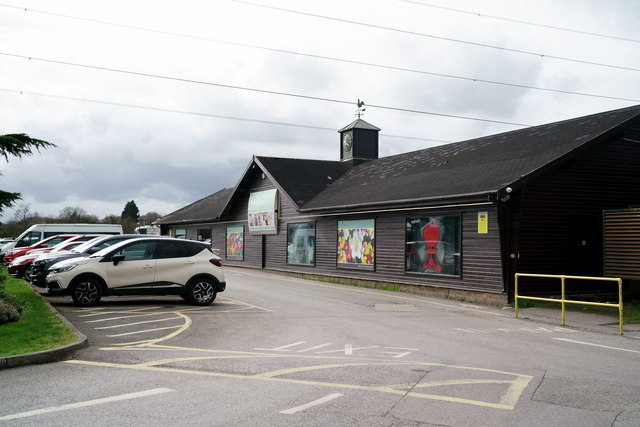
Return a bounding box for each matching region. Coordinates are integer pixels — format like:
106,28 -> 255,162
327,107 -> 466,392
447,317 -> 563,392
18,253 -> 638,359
121,200 -> 140,222
0,134 -> 55,214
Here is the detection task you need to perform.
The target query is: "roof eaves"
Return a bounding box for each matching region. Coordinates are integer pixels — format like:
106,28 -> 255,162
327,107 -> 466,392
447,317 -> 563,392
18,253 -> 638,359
300,189 -> 496,214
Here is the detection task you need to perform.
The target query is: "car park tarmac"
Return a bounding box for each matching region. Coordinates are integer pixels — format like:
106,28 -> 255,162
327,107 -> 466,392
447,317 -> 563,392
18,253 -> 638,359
1,268 -> 640,426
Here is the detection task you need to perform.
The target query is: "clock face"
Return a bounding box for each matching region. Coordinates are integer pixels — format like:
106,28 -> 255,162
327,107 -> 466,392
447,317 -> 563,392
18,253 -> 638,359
342,132 -> 353,152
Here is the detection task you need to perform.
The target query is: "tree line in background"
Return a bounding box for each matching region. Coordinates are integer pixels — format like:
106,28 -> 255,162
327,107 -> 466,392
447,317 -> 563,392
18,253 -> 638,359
0,133 -> 163,237
0,201 -> 162,237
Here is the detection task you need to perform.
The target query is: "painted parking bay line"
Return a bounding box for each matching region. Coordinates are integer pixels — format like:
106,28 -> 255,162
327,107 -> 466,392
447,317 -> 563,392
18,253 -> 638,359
280,393 -> 344,415
0,388 -> 174,421
553,338 -> 640,354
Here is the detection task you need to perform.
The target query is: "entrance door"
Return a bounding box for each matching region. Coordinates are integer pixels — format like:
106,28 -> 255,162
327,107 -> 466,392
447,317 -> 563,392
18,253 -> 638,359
567,215 -> 601,277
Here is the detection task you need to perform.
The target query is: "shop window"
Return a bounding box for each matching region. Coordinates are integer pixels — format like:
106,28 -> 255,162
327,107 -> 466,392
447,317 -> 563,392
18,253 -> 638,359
197,227 -> 212,242
173,228 -> 186,239
287,222 -> 316,265
337,219 -> 375,270
226,226 -> 244,260
406,216 -> 461,276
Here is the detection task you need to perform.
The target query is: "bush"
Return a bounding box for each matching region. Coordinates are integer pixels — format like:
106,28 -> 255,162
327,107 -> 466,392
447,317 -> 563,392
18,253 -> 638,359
0,299 -> 20,324
0,268 -> 26,324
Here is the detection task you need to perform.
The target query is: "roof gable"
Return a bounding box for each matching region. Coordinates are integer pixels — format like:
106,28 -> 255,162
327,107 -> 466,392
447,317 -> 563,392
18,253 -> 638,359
255,157 -> 351,208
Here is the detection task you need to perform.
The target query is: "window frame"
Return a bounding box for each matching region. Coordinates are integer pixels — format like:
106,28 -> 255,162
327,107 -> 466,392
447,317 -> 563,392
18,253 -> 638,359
225,226 -> 244,261
336,218 -> 376,271
286,222 -> 316,266
404,214 -> 462,277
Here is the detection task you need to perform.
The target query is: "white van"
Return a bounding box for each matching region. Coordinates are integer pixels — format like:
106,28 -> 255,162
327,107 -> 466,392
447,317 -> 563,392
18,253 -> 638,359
10,224 -> 123,249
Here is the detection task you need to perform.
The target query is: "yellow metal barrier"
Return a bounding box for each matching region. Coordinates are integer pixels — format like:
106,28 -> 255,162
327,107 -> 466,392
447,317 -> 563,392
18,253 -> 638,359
514,273 -> 624,335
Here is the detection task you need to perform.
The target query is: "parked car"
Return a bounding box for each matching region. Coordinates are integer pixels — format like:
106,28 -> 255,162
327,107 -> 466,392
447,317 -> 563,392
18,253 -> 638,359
26,234 -> 162,287
3,234 -> 79,265
46,237 -> 226,306
8,239 -> 87,278
10,223 -> 123,249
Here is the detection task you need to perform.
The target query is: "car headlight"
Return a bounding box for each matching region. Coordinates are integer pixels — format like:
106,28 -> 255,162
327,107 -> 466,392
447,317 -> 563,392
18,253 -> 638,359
51,264 -> 78,274
32,260 -> 44,266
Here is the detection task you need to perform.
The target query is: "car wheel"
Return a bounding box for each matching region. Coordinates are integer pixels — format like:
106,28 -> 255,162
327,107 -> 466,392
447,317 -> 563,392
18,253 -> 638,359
187,278 -> 217,306
71,278 -> 103,307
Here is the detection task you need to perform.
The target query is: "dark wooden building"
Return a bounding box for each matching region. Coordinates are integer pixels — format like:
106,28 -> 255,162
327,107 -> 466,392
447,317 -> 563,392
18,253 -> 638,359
157,106 -> 640,303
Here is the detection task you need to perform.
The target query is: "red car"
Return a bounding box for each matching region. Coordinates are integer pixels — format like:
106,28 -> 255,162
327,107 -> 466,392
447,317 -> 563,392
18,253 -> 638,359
3,234 -> 78,265
7,235 -> 104,278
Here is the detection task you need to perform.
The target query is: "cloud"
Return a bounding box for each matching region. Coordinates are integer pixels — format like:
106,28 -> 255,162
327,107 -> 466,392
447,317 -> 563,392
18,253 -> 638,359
1,0 -> 638,222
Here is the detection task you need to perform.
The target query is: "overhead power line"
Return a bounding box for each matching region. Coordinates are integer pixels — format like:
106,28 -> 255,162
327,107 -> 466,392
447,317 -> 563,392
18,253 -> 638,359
1,4 -> 637,104
0,87 -> 454,143
0,53 -> 531,127
230,0 -> 640,73
399,0 -> 640,43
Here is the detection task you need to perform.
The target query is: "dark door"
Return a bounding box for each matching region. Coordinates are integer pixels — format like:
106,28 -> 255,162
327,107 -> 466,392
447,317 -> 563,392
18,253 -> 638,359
567,215 -> 601,277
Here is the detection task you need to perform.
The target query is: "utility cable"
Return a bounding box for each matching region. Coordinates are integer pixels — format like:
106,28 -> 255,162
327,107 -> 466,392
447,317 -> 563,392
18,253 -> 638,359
0,53 -> 532,127
1,5 -> 637,103
230,0 -> 640,73
0,88 -> 454,143
399,0 -> 640,43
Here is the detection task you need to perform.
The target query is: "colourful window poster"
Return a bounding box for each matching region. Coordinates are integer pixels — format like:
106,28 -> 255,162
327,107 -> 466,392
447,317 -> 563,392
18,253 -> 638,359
248,189 -> 278,234
405,216 -> 461,276
337,219 -> 375,269
226,226 -> 244,260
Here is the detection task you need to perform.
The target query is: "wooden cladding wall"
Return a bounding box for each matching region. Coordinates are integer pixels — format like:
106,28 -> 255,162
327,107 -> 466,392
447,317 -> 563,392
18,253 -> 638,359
215,202 -> 504,294
515,136 -> 640,293
604,209 -> 640,280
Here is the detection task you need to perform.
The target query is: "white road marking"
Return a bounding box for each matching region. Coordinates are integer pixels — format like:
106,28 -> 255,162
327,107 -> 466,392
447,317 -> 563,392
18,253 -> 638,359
297,343 -> 333,352
382,347 -> 419,358
553,338 -> 640,354
315,345 -> 379,355
0,388 -> 174,421
254,341 -> 306,351
280,393 -> 344,415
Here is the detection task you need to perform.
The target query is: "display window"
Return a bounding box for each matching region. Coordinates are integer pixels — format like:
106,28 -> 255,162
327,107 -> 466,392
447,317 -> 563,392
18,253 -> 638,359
337,219 -> 375,270
406,216 -> 461,276
287,222 -> 316,265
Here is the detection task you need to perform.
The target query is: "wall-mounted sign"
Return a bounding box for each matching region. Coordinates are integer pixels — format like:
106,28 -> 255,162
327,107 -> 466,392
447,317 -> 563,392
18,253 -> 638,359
478,212 -> 488,234
248,189 -> 278,234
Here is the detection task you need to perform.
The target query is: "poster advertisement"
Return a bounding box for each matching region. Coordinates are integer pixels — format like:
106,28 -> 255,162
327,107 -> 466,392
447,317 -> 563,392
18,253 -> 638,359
405,216 -> 460,276
337,219 -> 375,269
226,226 -> 244,260
248,189 -> 278,234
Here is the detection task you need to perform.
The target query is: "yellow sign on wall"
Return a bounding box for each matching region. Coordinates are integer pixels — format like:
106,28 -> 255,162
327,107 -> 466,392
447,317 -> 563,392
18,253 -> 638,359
478,212 -> 488,234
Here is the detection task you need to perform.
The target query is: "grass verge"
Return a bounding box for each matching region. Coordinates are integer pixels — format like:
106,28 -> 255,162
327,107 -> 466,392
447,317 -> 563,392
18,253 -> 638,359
0,275 -> 77,357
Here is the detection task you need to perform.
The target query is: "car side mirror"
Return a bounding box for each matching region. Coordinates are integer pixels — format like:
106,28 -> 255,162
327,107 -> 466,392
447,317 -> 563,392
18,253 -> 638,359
112,254 -> 125,266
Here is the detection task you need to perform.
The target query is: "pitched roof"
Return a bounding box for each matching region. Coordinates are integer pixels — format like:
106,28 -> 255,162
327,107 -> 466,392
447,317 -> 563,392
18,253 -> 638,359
338,118 -> 381,132
155,188 -> 233,225
301,105 -> 640,212
255,157 -> 351,208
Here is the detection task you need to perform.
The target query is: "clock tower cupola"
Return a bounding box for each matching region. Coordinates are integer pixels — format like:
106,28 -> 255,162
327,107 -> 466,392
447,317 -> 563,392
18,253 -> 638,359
339,100 -> 380,165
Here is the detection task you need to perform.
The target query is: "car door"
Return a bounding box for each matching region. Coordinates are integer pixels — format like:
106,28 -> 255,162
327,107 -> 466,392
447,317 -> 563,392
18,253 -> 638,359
153,240 -> 198,290
106,240 -> 157,290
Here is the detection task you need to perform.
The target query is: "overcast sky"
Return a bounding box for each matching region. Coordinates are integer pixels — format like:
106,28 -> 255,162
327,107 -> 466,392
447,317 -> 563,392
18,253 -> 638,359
1,0 -> 638,221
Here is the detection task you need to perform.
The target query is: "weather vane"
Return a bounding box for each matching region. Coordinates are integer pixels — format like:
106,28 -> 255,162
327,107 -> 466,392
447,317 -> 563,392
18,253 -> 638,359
355,99 -> 366,118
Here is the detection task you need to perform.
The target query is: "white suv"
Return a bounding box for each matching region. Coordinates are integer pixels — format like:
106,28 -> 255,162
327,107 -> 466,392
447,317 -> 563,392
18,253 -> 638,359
46,237 -> 226,307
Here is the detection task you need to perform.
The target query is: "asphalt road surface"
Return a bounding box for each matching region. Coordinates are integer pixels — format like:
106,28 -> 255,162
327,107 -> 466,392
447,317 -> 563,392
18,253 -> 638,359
1,267 -> 639,426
